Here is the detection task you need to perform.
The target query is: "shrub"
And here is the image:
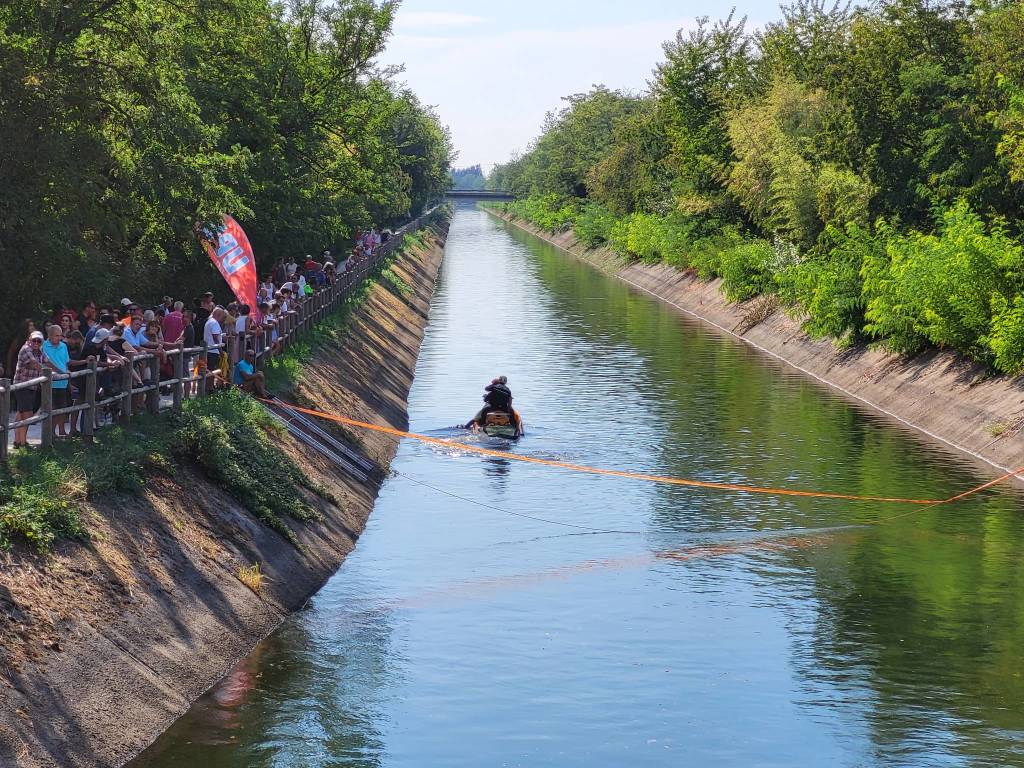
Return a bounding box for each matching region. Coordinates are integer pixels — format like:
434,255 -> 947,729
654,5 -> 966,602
507,194 -> 579,232
0,460 -> 86,552
687,227 -> 745,280
719,238 -> 777,302
862,201 -> 1024,357
607,216 -> 633,258
574,202 -> 617,247
989,295 -> 1024,374
783,223 -> 880,343
174,391 -> 324,544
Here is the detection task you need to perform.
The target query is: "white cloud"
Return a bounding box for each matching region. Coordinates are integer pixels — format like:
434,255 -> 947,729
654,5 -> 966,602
381,18 -> 695,170
393,12 -> 488,32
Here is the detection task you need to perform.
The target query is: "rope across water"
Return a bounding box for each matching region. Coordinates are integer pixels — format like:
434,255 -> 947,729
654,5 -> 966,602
262,400 -> 1024,508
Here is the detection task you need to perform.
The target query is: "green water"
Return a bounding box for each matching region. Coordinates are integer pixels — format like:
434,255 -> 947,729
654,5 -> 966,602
134,204 -> 1024,767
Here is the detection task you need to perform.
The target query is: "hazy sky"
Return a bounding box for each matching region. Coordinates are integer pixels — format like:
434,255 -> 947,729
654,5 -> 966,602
378,1 -> 782,172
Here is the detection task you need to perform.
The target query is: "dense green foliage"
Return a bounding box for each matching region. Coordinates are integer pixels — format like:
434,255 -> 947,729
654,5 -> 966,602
491,0 -> 1024,373
0,0 -> 452,355
451,165 -> 486,190
0,390 -> 329,552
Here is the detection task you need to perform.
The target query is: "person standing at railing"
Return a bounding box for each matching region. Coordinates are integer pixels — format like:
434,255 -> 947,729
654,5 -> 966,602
204,306 -> 226,382
193,293 -> 215,340
235,305 -> 258,355
41,324 -> 72,440
65,330 -> 91,437
80,301 -> 98,334
11,330 -> 44,450
161,302 -> 186,346
259,276 -> 275,303
5,319 -> 35,384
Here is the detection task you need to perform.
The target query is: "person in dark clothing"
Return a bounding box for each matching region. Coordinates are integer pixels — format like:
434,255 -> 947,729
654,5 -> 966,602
465,376 -> 522,436
484,377 -> 512,409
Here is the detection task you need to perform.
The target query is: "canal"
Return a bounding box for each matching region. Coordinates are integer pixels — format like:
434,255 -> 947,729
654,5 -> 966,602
136,203 -> 1024,767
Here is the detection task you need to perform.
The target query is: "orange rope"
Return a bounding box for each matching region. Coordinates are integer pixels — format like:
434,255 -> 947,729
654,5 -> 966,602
263,400 -> 1024,507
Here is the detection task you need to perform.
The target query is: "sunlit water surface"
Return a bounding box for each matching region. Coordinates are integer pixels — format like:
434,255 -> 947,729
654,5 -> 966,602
136,204 -> 1024,767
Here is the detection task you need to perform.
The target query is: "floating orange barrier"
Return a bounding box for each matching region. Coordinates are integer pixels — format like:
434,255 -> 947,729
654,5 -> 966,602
263,399 -> 1024,507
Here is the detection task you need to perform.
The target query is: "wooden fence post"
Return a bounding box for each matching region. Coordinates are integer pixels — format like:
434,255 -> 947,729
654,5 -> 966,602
198,344 -> 209,398
0,379 -> 10,463
120,354 -> 134,423
40,368 -> 53,450
146,356 -> 160,415
83,360 -> 97,442
172,350 -> 184,409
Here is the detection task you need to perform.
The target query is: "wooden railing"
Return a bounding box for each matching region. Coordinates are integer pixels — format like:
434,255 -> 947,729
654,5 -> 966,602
0,207 -> 443,463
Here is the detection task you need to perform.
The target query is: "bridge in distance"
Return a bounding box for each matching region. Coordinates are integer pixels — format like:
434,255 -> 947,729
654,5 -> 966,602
445,189 -> 514,200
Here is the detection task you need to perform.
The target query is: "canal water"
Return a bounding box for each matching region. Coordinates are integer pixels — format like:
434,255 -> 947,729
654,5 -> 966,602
136,204 -> 1024,767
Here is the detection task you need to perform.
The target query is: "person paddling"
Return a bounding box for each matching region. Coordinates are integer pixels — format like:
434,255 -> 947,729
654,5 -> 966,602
466,376 -> 523,437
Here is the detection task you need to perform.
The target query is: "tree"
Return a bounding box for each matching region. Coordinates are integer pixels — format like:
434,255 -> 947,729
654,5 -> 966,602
451,165 -> 487,190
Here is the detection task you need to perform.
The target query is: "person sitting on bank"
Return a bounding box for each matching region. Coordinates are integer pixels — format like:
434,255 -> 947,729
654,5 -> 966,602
233,349 -> 268,398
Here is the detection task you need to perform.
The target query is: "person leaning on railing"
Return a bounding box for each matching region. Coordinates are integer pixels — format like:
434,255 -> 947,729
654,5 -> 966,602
11,330 -> 44,449
66,330 -> 92,437
40,324 -> 74,439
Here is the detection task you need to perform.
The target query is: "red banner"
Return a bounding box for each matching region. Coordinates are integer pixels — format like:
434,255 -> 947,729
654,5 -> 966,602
202,214 -> 258,310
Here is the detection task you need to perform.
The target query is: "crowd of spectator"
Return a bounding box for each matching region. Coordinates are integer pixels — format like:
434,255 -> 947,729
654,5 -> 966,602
2,226 -> 391,450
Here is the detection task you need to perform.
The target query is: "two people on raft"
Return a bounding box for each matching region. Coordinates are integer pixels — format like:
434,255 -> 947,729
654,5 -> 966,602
465,375 -> 523,438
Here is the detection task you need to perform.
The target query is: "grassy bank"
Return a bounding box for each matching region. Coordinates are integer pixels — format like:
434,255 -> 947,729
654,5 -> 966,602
0,391 -> 331,553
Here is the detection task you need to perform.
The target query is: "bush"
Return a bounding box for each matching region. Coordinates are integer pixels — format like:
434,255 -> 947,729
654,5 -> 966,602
597,211 -> 699,265
782,223 -> 880,344
681,227 -> 742,280
862,201 -> 1024,358
574,202 -> 617,247
507,194 -> 578,233
0,390 -> 333,553
719,238 -> 777,302
0,460 -> 86,552
174,392 -> 324,544
989,295 -> 1024,374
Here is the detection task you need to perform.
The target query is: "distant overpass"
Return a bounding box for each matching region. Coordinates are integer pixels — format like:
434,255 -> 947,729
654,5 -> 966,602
446,189 -> 514,200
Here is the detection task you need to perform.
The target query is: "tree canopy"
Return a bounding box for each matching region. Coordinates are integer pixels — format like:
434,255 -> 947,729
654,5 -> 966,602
495,0 -> 1024,373
451,165 -> 486,190
0,0 -> 452,358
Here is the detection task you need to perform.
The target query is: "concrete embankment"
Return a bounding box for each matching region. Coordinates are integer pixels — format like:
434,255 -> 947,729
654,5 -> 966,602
486,208 -> 1024,480
0,219 -> 448,768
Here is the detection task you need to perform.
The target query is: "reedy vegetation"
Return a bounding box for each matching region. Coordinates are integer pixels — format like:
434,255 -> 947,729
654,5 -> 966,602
0,0 -> 452,350
490,0 -> 1024,372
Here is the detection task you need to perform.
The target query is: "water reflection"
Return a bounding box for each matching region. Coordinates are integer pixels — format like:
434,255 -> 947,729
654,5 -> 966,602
137,204 -> 1024,768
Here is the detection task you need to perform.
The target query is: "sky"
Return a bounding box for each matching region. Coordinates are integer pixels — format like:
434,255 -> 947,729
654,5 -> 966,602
378,0 -> 783,172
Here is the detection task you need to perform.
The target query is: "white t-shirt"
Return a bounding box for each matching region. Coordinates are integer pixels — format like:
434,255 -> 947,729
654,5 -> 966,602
203,317 -> 222,348
235,315 -> 249,334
